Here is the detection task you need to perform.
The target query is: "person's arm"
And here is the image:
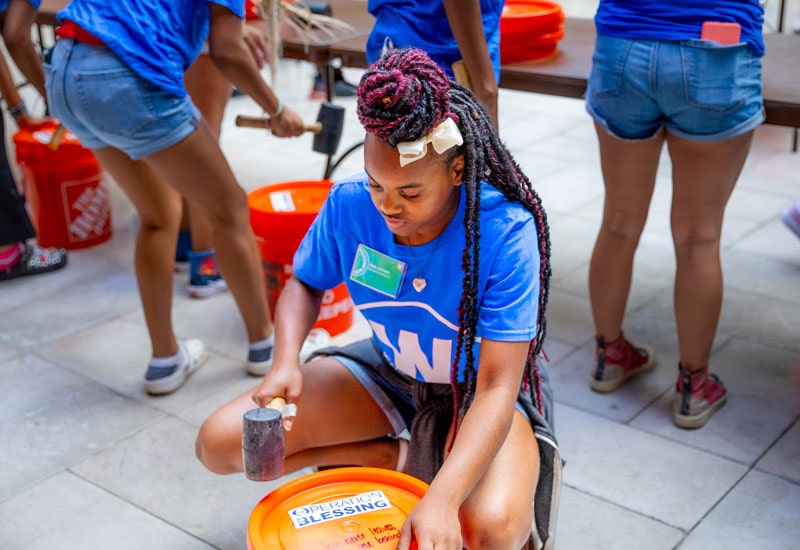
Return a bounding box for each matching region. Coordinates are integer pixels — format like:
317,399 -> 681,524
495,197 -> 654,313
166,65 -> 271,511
0,48 -> 36,127
2,0 -> 46,99
398,339 -> 529,548
442,0 -> 499,129
206,3 -> 304,137
251,275 -> 325,428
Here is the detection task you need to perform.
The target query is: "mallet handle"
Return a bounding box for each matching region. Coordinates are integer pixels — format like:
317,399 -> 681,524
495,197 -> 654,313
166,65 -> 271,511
235,115 -> 322,134
267,397 -> 286,410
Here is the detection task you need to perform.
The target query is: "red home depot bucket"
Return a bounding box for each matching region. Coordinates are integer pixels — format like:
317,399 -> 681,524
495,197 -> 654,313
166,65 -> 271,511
247,467 -> 429,550
13,121 -> 111,250
248,180 -> 354,336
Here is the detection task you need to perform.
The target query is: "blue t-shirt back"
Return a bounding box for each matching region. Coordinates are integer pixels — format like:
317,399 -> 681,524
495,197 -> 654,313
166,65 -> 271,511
595,0 -> 765,56
366,0 -> 505,81
57,0 -> 245,97
293,174 -> 541,384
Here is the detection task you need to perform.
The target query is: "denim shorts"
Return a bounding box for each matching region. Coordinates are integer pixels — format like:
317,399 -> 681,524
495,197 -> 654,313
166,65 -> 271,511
44,39 -> 200,159
307,339 -> 556,443
585,33 -> 765,141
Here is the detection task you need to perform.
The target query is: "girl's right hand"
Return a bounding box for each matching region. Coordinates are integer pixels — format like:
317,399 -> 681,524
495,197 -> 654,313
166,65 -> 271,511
269,106 -> 305,138
252,361 -> 304,430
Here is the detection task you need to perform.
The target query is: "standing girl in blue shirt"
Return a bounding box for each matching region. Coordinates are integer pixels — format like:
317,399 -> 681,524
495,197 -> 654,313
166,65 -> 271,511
45,0 -> 306,395
585,0 -> 764,428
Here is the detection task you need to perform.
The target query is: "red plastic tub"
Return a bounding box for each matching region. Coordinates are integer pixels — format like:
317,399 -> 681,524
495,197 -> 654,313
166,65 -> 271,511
13,121 -> 112,250
500,0 -> 565,63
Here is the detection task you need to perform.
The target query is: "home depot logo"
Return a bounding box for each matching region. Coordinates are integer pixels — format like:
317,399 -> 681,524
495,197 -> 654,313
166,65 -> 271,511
61,175 -> 111,242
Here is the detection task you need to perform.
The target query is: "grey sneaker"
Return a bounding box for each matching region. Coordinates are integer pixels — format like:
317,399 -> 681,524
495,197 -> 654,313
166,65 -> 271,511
145,339 -> 207,395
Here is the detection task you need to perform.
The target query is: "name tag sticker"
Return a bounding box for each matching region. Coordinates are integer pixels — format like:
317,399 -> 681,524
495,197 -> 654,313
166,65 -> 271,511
350,244 -> 406,298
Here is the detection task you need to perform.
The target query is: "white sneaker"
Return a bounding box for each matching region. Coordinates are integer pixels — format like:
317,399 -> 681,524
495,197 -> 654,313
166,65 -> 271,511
145,339 -> 208,395
300,328 -> 331,363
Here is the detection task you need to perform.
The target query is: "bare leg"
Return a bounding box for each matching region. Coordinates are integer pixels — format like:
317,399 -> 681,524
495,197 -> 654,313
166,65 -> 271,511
196,357 -> 395,474
588,122 -> 665,341
459,411 -> 539,549
183,55 -> 233,252
145,124 -> 271,343
667,130 -> 754,370
91,147 -> 182,357
3,0 -> 46,99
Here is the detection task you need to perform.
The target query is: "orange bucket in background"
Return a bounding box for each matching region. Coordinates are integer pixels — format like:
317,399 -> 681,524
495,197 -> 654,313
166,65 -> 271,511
13,121 -> 112,250
500,0 -> 565,64
247,467 -> 428,550
248,180 -> 354,336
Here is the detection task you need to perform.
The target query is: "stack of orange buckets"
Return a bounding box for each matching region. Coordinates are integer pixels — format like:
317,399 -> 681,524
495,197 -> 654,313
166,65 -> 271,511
499,0 -> 565,64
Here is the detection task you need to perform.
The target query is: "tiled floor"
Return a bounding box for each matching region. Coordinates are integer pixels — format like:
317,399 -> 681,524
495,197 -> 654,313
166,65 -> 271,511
2,4 -> 800,549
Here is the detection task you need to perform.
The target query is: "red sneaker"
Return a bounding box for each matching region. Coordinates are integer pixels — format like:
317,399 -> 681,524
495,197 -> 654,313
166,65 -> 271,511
673,365 -> 727,429
590,333 -> 656,392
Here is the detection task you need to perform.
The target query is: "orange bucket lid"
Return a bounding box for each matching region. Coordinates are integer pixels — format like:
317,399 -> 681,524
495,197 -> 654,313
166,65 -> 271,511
248,180 -> 334,239
247,467 -> 428,550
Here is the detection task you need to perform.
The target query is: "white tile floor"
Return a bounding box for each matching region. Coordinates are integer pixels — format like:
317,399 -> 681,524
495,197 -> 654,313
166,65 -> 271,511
2,3 -> 800,548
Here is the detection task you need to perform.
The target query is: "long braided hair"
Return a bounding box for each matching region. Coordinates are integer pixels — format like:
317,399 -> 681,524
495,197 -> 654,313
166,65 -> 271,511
357,47 -> 552,435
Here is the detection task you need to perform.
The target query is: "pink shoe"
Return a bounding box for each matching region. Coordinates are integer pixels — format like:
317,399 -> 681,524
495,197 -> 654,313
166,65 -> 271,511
591,333 -> 656,392
673,365 -> 727,429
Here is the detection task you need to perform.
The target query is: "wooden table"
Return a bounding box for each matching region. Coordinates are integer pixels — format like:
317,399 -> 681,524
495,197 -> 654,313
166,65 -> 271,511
331,17 -> 800,132
31,2 -> 799,151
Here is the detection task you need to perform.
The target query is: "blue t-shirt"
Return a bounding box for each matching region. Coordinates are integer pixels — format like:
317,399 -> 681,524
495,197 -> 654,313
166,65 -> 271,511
366,0 -> 504,81
57,0 -> 245,97
595,0 -> 765,56
0,0 -> 40,11
294,174 -> 541,384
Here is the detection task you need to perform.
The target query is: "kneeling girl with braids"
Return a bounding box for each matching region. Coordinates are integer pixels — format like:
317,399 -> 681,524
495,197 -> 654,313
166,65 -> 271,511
196,47 -> 558,550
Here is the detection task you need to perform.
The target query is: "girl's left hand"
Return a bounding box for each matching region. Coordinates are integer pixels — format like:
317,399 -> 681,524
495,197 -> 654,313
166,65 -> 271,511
396,491 -> 462,550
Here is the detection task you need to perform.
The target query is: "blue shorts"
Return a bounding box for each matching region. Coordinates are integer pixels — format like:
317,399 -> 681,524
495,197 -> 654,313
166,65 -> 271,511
307,339 -> 555,442
44,39 -> 200,160
586,33 -> 765,142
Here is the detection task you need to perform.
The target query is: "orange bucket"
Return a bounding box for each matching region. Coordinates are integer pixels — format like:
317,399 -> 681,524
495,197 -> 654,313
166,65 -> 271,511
248,180 -> 354,336
247,467 -> 428,549
13,121 -> 112,250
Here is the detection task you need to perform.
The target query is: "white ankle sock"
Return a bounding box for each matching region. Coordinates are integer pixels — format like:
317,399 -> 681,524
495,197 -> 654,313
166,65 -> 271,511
150,348 -> 183,368
249,333 -> 275,352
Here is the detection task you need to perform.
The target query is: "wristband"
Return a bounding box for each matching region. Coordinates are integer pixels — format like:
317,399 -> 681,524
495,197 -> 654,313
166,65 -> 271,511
8,101 -> 27,121
272,98 -> 284,118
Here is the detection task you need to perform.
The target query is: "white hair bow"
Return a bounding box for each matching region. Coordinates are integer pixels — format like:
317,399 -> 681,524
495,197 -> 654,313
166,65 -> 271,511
396,117 -> 464,167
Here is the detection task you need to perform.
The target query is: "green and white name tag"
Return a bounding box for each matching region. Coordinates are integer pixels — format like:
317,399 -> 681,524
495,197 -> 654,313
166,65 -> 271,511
350,244 -> 407,298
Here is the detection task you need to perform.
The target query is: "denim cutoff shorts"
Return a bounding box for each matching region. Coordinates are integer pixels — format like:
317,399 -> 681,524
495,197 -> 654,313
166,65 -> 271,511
44,39 -> 201,159
307,339 -> 557,445
585,33 -> 764,142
